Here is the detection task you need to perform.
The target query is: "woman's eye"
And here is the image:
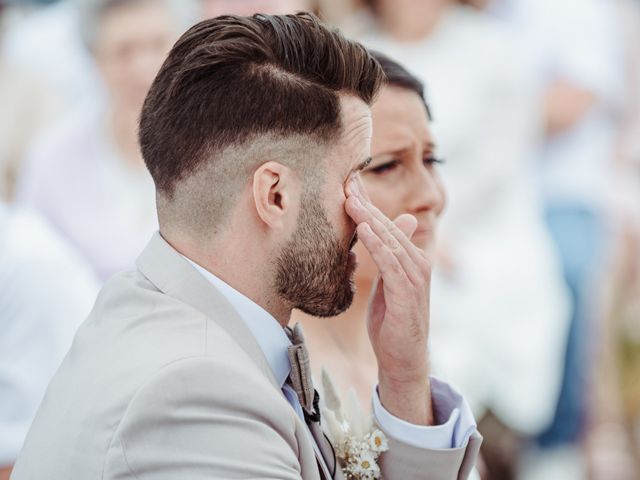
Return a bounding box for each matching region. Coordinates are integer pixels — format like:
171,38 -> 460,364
424,156 -> 445,167
368,160 -> 399,175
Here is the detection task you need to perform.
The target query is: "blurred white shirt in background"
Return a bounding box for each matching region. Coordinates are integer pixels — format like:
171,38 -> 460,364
17,105 -> 158,282
489,0 -> 625,211
2,0 -> 104,113
0,205 -> 98,465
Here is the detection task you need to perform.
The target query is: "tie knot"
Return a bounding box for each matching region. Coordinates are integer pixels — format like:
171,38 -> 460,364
285,325 -> 335,478
285,322 -> 306,345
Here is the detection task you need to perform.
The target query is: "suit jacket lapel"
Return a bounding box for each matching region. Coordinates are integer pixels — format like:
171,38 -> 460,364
308,420 -> 345,480
136,232 -> 279,390
137,232 -> 339,479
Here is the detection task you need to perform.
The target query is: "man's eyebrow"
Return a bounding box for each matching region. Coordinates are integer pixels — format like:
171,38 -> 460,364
353,157 -> 372,173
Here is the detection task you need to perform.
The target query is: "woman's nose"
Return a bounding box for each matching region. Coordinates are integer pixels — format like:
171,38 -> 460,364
406,166 -> 446,216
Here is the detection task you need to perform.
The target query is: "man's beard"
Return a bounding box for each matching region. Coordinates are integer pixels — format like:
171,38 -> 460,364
275,193 -> 357,317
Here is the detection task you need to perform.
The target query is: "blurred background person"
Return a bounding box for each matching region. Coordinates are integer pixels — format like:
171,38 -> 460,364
586,1 -> 640,479
2,0 -> 102,117
323,1 -> 571,478
16,0 -> 190,282
0,203 -> 99,480
0,0 -> 57,201
200,0 -> 313,18
1,4 -> 98,478
2,1 -> 190,475
459,0 -> 628,478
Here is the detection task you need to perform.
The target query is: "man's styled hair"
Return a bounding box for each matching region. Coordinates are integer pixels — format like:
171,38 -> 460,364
139,12 -> 384,238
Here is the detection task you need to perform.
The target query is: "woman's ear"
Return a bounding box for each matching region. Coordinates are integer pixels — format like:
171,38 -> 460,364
252,161 -> 298,230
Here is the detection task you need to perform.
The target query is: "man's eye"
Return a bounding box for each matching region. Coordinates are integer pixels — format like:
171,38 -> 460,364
424,156 -> 445,167
368,160 -> 399,174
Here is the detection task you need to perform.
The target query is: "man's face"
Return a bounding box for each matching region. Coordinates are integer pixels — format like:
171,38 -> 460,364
275,96 -> 373,317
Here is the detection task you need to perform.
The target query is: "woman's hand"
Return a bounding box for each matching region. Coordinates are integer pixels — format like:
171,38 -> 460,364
345,176 -> 434,426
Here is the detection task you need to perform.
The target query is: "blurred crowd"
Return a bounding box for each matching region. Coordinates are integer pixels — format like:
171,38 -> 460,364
1,1 -> 639,479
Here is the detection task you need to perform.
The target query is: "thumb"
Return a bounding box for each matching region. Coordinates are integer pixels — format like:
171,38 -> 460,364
394,213 -> 418,240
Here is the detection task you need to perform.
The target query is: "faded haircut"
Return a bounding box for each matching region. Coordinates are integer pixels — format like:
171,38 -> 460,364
139,12 -> 384,238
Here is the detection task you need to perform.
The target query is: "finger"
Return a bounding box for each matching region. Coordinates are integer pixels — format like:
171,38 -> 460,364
346,181 -> 415,254
364,202 -> 418,256
346,196 -> 427,283
394,214 -> 418,240
346,176 -> 427,274
345,195 -> 401,247
356,222 -> 411,292
346,196 -> 420,279
366,275 -> 386,331
362,200 -> 430,273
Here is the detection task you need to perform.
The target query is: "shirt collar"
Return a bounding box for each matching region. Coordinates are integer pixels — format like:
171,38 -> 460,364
184,257 -> 292,388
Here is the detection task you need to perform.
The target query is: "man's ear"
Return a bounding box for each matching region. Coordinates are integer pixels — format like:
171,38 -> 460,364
252,161 -> 298,229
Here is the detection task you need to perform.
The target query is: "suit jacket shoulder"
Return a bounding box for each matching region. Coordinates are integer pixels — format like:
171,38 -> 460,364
12,233 -> 480,480
105,355 -> 305,479
12,235 -> 318,479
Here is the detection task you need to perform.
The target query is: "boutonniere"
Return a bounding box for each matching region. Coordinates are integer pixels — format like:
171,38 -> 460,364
320,370 -> 389,480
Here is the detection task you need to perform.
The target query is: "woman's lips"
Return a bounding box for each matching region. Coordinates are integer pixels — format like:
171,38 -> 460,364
412,224 -> 435,246
414,227 -> 433,236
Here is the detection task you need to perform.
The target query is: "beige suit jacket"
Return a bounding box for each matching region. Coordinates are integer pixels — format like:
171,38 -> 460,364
12,233 -> 481,479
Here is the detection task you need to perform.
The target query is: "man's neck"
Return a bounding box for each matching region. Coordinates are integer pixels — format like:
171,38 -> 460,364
164,231 -> 292,326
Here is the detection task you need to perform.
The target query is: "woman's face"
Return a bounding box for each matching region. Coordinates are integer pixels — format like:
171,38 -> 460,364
200,0 -> 311,18
372,0 -> 451,36
94,1 -> 177,113
354,85 -> 446,283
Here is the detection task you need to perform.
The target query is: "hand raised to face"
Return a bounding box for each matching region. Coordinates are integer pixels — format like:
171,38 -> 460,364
344,175 -> 434,426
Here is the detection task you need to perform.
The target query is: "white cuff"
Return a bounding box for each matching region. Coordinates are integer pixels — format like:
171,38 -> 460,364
372,376 -> 477,450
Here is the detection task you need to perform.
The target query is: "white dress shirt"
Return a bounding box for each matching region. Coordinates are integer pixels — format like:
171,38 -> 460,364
186,258 -> 477,451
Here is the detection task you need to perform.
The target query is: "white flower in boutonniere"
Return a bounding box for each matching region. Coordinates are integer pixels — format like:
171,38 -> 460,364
347,450 -> 380,479
319,370 -> 389,480
366,430 -> 388,453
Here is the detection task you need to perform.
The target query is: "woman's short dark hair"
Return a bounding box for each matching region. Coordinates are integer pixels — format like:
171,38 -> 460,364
369,50 -> 433,120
